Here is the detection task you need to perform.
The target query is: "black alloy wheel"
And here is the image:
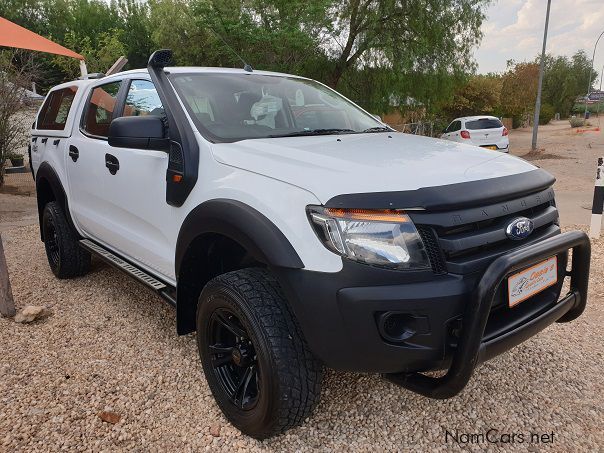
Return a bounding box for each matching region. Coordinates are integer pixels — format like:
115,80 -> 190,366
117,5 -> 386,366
207,307 -> 260,410
197,268 -> 323,439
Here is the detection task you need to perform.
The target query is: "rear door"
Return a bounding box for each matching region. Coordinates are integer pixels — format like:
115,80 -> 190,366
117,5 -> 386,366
464,118 -> 503,147
31,85 -> 79,177
66,79 -> 123,240
447,120 -> 462,142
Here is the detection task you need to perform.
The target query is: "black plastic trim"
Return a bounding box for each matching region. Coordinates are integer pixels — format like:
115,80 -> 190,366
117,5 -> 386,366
35,162 -> 77,240
325,169 -> 556,211
147,51 -> 199,206
175,199 -> 303,277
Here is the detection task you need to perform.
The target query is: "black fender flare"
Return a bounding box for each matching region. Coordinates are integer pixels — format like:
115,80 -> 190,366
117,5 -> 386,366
35,162 -> 76,240
175,199 -> 304,278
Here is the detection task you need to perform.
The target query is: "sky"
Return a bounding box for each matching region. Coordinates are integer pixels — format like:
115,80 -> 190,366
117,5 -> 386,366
475,0 -> 604,85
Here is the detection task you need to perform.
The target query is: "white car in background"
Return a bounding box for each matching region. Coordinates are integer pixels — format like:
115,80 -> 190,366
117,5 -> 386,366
441,116 -> 509,152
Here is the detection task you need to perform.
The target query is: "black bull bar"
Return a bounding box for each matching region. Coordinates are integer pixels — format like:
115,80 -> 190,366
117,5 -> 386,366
384,231 -> 591,399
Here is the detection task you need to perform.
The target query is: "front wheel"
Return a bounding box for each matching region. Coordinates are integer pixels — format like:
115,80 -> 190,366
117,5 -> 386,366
197,268 -> 322,439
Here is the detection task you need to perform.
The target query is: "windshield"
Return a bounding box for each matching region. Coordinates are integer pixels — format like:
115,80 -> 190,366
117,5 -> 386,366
169,73 -> 386,142
465,118 -> 503,130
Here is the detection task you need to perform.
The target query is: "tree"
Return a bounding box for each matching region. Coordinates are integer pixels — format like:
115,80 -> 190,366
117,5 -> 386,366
0,0 -> 490,115
0,51 -> 38,186
442,74 -> 502,119
540,51 -> 597,118
52,29 -> 127,79
500,61 -> 539,124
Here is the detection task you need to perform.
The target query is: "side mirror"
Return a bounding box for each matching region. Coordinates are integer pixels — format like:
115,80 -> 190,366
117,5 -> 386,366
371,113 -> 382,122
108,116 -> 169,151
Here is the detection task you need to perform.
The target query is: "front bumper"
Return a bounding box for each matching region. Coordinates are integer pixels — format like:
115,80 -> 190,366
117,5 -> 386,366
275,231 -> 590,398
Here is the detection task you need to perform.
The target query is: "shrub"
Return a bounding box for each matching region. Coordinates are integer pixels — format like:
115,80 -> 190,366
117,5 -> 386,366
569,117 -> 585,128
539,104 -> 555,125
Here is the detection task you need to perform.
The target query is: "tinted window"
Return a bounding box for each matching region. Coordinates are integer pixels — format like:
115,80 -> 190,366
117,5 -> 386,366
37,86 -> 78,130
123,80 -> 165,118
447,120 -> 461,132
83,81 -> 122,137
466,118 -> 502,130
170,73 -> 383,142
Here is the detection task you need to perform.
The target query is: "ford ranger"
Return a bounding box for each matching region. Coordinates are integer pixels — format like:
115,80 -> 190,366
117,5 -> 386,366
30,50 -> 591,439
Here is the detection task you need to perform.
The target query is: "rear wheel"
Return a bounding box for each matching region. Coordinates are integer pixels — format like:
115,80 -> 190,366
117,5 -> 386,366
197,268 -> 322,439
42,201 -> 90,278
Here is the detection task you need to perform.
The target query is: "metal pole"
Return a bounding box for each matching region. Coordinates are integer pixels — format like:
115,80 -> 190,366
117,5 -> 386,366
584,30 -> 604,118
531,0 -> 552,151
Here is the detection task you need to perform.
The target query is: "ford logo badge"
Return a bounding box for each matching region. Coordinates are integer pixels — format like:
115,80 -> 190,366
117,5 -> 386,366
506,217 -> 534,240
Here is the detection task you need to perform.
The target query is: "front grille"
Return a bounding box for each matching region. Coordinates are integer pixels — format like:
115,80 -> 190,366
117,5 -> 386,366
409,186 -> 560,275
416,225 -> 447,274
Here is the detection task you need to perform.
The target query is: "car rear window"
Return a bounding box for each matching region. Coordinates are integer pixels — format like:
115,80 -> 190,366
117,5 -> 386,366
36,86 -> 78,130
465,118 -> 503,130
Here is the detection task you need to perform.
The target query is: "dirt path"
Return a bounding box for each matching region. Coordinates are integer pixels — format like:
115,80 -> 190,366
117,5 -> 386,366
509,119 -> 604,226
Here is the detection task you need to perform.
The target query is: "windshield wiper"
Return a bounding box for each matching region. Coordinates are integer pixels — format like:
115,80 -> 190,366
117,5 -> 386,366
362,126 -> 392,133
268,128 -> 356,138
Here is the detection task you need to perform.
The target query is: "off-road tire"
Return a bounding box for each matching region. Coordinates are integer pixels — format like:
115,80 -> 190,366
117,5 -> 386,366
197,268 -> 323,439
42,201 -> 90,278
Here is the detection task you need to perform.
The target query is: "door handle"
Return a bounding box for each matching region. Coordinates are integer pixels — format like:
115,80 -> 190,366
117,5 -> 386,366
53,139 -> 60,146
41,137 -> 48,144
32,137 -> 37,143
105,153 -> 120,175
69,145 -> 79,162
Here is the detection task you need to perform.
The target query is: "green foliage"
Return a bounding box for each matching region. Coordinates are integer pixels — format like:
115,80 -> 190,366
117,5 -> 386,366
500,61 -> 538,119
442,74 -> 502,119
538,103 -> 555,125
1,0 -> 490,114
53,29 -> 126,79
540,51 -> 598,118
569,117 -> 585,128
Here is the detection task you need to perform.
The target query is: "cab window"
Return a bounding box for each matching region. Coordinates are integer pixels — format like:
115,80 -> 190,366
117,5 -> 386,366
122,80 -> 165,119
37,86 -> 78,130
82,81 -> 122,138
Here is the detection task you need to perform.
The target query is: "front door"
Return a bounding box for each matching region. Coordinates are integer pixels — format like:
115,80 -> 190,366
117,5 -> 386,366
68,78 -> 177,281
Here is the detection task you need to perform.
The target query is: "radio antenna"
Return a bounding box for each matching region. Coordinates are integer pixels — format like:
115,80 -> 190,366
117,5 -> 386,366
209,27 -> 253,72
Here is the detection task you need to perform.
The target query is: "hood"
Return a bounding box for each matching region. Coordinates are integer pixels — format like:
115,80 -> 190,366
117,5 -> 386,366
210,132 -> 536,204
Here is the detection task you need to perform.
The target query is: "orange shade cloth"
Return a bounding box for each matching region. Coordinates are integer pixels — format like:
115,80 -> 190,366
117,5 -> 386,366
0,16 -> 83,60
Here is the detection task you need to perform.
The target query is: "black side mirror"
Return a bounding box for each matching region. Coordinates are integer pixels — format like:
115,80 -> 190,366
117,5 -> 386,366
108,116 -> 169,151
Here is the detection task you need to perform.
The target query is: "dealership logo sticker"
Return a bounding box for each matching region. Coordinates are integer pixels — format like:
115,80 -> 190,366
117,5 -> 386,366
508,256 -> 558,307
505,217 -> 534,240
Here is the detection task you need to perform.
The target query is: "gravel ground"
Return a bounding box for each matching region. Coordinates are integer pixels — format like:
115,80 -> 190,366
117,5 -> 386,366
1,225 -> 603,452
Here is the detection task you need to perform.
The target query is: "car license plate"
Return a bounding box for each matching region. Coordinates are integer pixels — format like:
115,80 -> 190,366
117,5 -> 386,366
482,145 -> 498,150
507,256 -> 558,308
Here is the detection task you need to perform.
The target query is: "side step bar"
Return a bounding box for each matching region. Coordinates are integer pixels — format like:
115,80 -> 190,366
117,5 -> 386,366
79,239 -> 176,307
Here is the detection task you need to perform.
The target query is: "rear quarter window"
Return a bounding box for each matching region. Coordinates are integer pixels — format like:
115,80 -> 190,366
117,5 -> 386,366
36,86 -> 78,130
465,118 -> 503,130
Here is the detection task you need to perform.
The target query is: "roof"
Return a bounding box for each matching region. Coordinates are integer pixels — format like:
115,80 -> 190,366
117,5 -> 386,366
111,66 -> 305,79
454,115 -> 499,121
49,66 -> 309,90
0,16 -> 83,59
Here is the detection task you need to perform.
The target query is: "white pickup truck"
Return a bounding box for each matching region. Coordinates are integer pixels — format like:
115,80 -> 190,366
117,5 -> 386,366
30,50 -> 590,439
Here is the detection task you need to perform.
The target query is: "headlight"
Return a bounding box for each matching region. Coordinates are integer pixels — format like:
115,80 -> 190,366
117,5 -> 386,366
307,206 -> 430,270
